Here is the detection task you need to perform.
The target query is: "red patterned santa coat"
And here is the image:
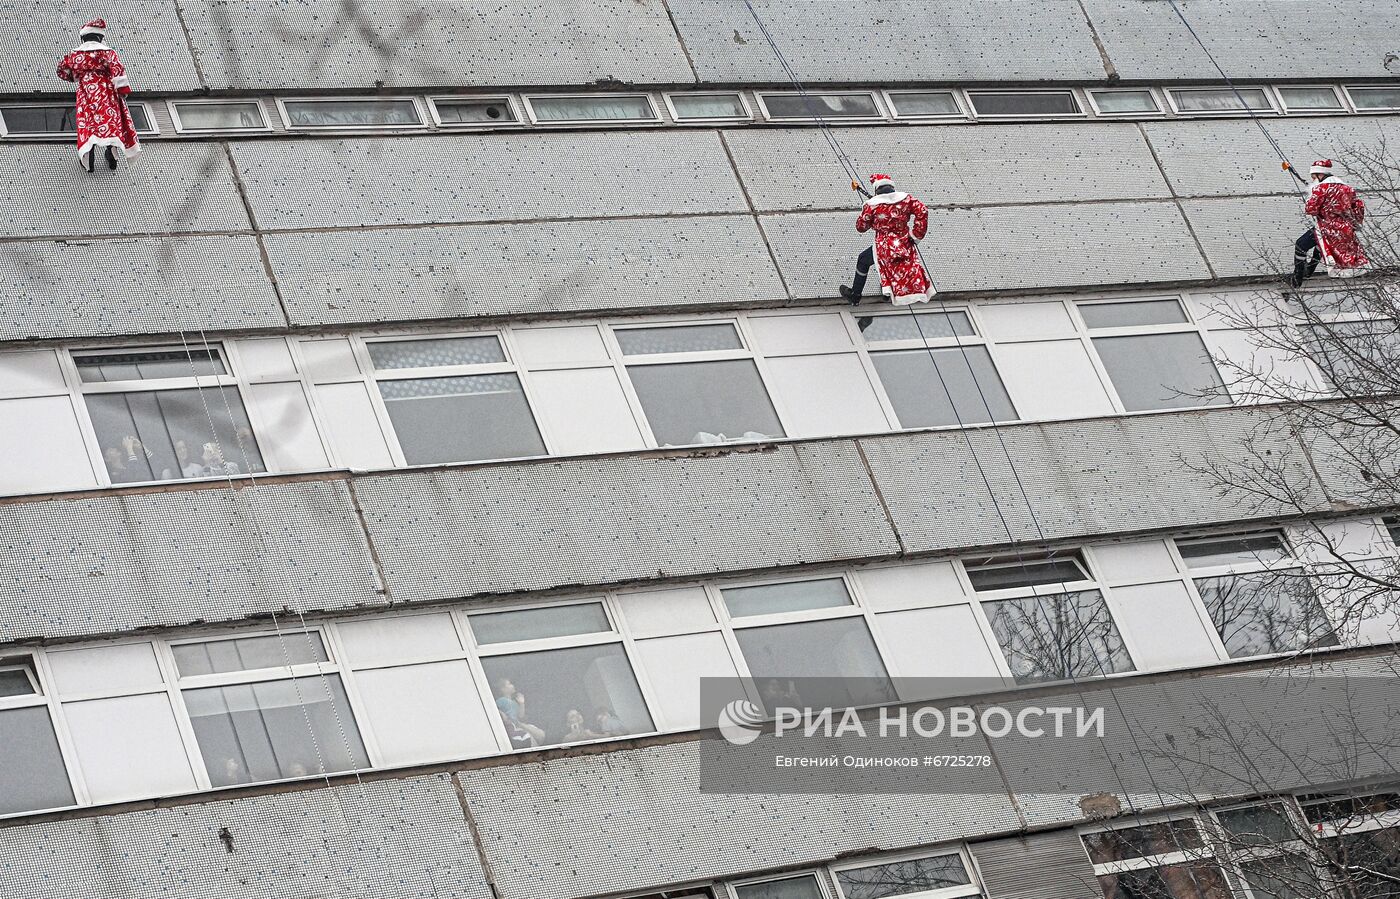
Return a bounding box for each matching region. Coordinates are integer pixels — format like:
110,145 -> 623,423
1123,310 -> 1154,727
1305,177 -> 1367,272
56,42 -> 140,158
856,191 -> 933,305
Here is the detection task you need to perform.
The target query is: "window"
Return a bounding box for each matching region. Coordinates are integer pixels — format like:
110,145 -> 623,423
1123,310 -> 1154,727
757,91 -> 884,121
861,311 -> 1017,429
1077,299 -> 1228,411
1275,86 -> 1345,114
616,323 -> 785,446
885,91 -> 964,119
967,91 -> 1083,118
1387,517 -> 1400,547
525,94 -> 659,124
964,551 -> 1091,592
1300,792 -> 1400,899
428,95 -> 520,127
1083,819 -> 1232,899
169,99 -> 269,132
0,654 -> 76,817
1178,532 -> 1339,658
833,849 -> 981,899
1210,802 -> 1323,899
665,92 -> 753,123
0,101 -> 156,135
174,630 -> 368,787
1167,88 -> 1276,114
981,590 -> 1134,684
468,601 -> 654,748
279,97 -> 423,129
74,346 -> 266,485
1087,89 -> 1163,116
368,335 -> 546,465
732,873 -> 826,899
1344,86 -> 1400,111
1305,319 -> 1400,394
0,657 -> 39,698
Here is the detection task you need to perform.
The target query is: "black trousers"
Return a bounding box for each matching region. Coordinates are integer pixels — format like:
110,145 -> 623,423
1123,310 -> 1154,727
1293,228 -> 1321,285
848,246 -> 876,297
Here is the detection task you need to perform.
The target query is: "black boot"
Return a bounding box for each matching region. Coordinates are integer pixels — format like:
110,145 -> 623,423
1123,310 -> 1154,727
839,284 -> 862,305
105,146 -> 118,170
80,148 -> 94,173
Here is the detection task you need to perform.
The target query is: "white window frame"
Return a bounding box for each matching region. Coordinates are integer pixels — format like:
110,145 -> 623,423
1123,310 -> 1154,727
829,845 -> 984,899
724,870 -> 834,899
521,92 -> 662,126
1271,84 -> 1349,116
882,89 -> 969,121
426,94 -> 525,129
1085,88 -> 1166,118
964,89 -> 1086,120
0,650 -> 86,816
754,90 -> 887,123
167,97 -> 271,134
663,91 -> 755,124
1342,85 -> 1400,112
0,100 -> 158,137
275,96 -> 427,131
1165,86 -> 1280,116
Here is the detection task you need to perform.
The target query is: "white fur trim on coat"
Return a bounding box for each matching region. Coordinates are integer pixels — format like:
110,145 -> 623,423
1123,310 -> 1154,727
864,191 -> 909,206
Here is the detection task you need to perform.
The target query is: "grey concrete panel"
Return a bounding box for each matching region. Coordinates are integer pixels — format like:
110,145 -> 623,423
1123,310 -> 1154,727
858,408 -> 1331,554
1142,117 -> 1400,199
230,132 -> 745,229
762,202 -> 1209,298
1082,0 -> 1400,81
0,774 -> 492,899
353,442 -> 900,605
0,480 -> 385,643
0,143 -> 249,238
457,741 -> 1022,899
0,234 -> 284,341
177,0 -> 694,90
974,829 -> 1100,899
266,215 -> 787,327
669,0 -> 1104,83
1180,195 -> 1308,279
0,0 -> 201,93
724,124 -> 1170,212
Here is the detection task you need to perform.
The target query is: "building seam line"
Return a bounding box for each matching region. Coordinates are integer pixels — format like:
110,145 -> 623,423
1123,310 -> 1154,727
718,130 -> 794,301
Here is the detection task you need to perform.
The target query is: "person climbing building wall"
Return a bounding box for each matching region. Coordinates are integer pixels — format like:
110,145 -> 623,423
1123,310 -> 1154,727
56,18 -> 140,172
839,174 -> 934,308
1293,159 -> 1367,286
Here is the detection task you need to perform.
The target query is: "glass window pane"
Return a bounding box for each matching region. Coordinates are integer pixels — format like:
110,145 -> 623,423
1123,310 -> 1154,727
861,311 -> 976,342
735,617 -> 896,712
378,373 -> 545,464
470,602 -> 611,645
0,706 -> 75,815
1218,804 -> 1298,846
1095,863 -> 1231,899
284,99 -> 421,128
175,101 -> 265,130
128,105 -> 153,133
530,95 -> 656,122
762,93 -> 881,119
890,91 -> 961,117
669,93 -> 748,120
1177,533 -> 1289,569
836,853 -> 972,899
86,386 -> 266,484
1306,319 -> 1400,394
0,663 -> 36,697
736,876 -> 826,899
185,675 -> 368,786
76,347 -> 226,382
433,98 -> 518,124
1277,87 -> 1342,111
982,590 -> 1134,684
1302,793 -> 1400,825
172,632 -> 328,677
970,92 -> 1080,116
1320,830 -> 1400,899
1079,299 -> 1188,329
1171,88 -> 1272,112
1092,332 -> 1228,411
627,359 -> 784,446
368,336 -> 506,370
722,578 -> 852,618
872,346 -> 1017,428
965,558 -> 1089,592
1242,856 -> 1323,899
482,643 -> 653,748
1196,571 -> 1339,658
1092,90 -> 1160,114
1084,820 -> 1205,863
1,104 -> 77,133
615,324 -> 742,355
1348,87 -> 1400,110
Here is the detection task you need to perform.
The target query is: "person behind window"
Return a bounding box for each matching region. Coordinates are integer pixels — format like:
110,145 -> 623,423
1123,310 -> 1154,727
494,677 -> 546,746
563,708 -> 604,742
199,441 -> 242,477
592,707 -> 627,737
1292,159 -> 1368,287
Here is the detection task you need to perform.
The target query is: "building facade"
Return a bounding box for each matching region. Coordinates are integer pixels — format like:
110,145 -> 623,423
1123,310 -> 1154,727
2,2 -> 1400,898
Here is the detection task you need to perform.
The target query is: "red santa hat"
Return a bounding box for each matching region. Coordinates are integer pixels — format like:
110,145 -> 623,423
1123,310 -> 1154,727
869,173 -> 894,189
1310,159 -> 1334,176
79,18 -> 107,37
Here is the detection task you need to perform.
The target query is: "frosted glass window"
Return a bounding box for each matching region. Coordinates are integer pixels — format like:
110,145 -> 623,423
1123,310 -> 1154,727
616,587 -> 717,638
353,661 -> 498,764
969,91 -> 1081,116
1276,87 -> 1343,111
628,360 -> 784,446
1170,88 -> 1272,112
335,613 -> 460,667
871,346 -> 1017,428
1178,532 -> 1290,569
889,91 -> 962,117
63,693 -> 197,803
736,876 -> 826,899
668,92 -> 749,121
0,706 -> 75,815
1195,571 -> 1339,657
85,387 -> 265,483
76,347 -> 225,382
173,632 -> 328,676
378,374 -> 545,464
616,324 -> 742,355
1348,87 -> 1400,110
529,95 -> 657,122
172,100 -> 267,131
1079,299 -> 1188,329
283,98 -> 421,128
185,675 -> 367,786
982,590 -> 1135,683
482,644 -> 653,748
368,336 -> 505,370
1090,90 -> 1160,114
48,642 -> 162,696
862,311 -> 975,342
1092,333 -> 1228,411
470,602 -> 611,645
761,92 -> 881,119
735,617 -> 896,712
721,578 -> 853,618
836,852 -> 973,899
432,97 -> 518,125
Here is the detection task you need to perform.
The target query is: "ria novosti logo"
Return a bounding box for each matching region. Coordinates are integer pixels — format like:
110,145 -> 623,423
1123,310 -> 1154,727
717,701 -> 1106,745
717,699 -> 767,745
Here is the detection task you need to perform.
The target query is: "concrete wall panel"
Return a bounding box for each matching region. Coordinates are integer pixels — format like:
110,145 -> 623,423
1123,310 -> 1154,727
1180,195 -> 1307,279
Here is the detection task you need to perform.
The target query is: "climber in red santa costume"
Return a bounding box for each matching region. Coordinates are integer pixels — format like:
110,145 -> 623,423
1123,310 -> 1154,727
56,18 -> 140,173
1293,159 -> 1368,286
840,173 -> 934,308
